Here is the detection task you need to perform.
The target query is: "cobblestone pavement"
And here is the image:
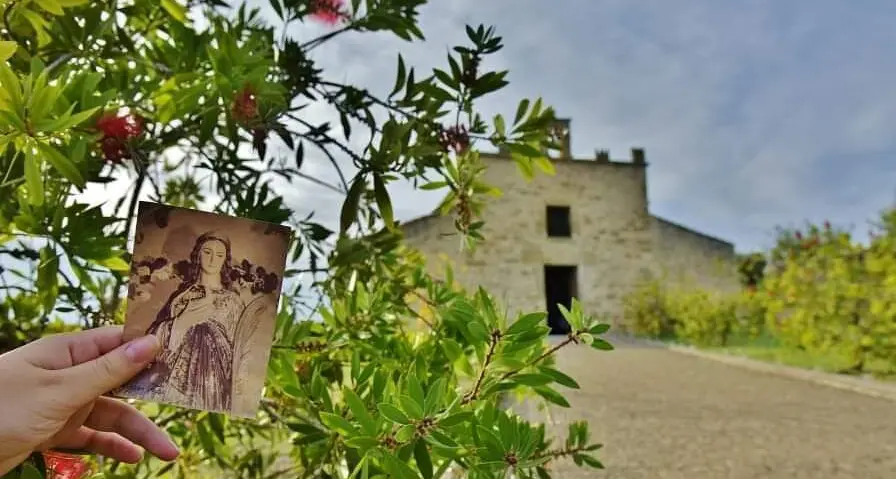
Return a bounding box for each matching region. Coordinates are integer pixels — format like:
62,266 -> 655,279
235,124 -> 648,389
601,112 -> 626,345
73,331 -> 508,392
512,336 -> 896,479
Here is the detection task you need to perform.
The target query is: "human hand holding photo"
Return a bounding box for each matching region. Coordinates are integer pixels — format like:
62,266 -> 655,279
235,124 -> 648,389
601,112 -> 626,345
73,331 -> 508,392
0,326 -> 180,475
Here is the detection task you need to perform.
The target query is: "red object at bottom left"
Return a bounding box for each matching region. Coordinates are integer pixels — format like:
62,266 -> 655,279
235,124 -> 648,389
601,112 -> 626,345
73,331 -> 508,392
41,451 -> 93,479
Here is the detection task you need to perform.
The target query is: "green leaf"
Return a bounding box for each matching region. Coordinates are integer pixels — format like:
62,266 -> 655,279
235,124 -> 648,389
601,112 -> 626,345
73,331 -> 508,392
419,181 -> 448,191
34,0 -> 64,15
37,142 -> 85,187
414,439 -> 433,479
0,41 -> 17,62
589,323 -> 611,335
344,436 -> 378,451
286,422 -> 322,435
97,256 -> 129,272
513,99 -> 530,126
423,378 -> 445,415
534,156 -> 556,175
466,321 -> 489,342
319,412 -> 357,435
196,422 -> 218,453
37,106 -> 99,133
475,426 -> 505,459
18,464 -> 42,479
381,452 -> 417,479
438,411 -> 473,428
390,54 -> 406,97
533,386 -> 571,408
506,312 -> 545,336
23,147 -> 43,206
340,175 -> 365,234
512,373 -> 552,387
539,367 -> 580,389
373,174 -> 393,226
161,0 -> 188,22
399,395 -> 424,420
378,403 -> 410,425
427,429 -> 458,449
406,374 -> 425,408
580,454 -> 605,469
591,338 -> 614,351
344,387 -> 377,436
36,246 -> 58,313
493,114 -> 506,137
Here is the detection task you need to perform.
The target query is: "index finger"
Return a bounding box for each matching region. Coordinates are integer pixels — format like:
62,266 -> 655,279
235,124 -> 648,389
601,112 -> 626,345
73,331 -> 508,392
24,326 -> 125,370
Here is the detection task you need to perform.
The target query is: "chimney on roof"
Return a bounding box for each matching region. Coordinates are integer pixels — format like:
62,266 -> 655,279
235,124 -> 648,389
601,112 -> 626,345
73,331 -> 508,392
595,149 -> 610,163
631,147 -> 646,165
547,118 -> 571,160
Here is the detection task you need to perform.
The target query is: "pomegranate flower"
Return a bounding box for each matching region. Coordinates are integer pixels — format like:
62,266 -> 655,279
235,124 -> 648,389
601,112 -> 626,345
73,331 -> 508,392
309,0 -> 347,26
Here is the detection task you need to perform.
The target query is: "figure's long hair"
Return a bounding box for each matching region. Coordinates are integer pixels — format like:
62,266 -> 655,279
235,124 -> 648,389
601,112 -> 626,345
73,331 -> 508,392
146,232 -> 235,335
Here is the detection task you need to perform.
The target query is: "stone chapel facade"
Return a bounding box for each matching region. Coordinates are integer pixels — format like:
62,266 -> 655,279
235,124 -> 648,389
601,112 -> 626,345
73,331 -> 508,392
400,119 -> 739,332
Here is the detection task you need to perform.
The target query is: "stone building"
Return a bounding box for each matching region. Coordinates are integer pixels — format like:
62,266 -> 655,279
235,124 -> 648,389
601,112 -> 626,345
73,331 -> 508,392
400,119 -> 738,333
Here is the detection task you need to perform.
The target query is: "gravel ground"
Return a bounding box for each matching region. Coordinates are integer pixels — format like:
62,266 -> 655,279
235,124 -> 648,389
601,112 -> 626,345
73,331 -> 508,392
512,336 -> 896,479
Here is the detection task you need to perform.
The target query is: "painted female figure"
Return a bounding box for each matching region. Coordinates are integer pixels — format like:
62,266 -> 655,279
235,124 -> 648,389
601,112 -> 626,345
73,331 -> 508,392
120,232 -> 245,412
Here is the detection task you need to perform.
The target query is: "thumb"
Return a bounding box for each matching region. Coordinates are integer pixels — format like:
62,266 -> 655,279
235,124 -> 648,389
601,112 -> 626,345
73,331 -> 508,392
63,334 -> 161,404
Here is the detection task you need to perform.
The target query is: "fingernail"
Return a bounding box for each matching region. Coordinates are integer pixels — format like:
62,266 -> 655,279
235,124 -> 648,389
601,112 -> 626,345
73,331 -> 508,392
124,335 -> 160,363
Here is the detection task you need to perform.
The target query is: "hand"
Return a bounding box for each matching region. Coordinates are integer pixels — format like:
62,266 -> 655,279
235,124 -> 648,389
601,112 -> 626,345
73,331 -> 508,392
0,326 -> 179,475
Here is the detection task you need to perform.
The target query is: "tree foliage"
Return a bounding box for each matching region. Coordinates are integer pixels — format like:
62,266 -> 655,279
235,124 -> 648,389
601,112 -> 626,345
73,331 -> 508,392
0,0 -> 614,477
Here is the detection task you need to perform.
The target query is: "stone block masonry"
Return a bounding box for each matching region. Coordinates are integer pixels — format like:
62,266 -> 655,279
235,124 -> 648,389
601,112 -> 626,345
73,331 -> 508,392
402,121 -> 738,327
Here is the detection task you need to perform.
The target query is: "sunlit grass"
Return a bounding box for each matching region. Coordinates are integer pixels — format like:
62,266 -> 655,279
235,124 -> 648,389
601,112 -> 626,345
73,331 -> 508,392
705,332 -> 896,381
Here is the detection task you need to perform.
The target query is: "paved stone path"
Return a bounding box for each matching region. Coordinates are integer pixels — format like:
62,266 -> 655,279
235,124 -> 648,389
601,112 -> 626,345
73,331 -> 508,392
513,336 -> 896,479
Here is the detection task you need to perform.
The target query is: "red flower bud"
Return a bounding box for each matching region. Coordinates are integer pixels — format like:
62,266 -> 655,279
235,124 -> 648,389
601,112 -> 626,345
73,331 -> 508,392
96,111 -> 142,140
231,83 -> 259,125
309,0 -> 348,25
96,111 -> 142,164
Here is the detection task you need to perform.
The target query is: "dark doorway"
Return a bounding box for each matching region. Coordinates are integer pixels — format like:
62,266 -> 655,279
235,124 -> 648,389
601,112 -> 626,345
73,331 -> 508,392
544,265 -> 577,335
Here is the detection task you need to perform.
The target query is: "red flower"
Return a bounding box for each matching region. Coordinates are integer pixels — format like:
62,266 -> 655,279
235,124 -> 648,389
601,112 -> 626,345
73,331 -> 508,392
96,111 -> 143,164
96,112 -> 143,140
42,451 -> 92,479
231,83 -> 259,125
309,0 -> 347,25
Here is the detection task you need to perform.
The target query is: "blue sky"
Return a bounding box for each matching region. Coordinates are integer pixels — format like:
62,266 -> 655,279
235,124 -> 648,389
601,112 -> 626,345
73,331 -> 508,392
81,0 -> 896,254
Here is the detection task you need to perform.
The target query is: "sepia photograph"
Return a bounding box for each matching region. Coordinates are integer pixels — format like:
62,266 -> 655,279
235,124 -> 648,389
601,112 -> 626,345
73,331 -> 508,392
113,201 -> 292,417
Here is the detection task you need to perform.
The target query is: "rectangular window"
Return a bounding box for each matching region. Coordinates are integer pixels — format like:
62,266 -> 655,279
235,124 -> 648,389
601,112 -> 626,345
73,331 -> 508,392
546,205 -> 571,237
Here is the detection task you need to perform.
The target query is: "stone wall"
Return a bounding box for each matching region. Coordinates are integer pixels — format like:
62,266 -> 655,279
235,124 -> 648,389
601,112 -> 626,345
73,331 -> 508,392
651,216 -> 740,292
403,153 -> 655,323
402,152 -> 739,326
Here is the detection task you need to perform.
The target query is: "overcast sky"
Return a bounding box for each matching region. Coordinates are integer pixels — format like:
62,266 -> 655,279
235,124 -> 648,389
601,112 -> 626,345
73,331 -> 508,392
81,0 -> 896,254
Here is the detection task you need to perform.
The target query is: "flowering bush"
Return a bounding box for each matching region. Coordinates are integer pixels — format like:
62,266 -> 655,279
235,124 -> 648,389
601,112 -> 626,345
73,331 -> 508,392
762,210 -> 896,374
0,0 -> 612,477
623,209 -> 896,376
622,279 -> 759,347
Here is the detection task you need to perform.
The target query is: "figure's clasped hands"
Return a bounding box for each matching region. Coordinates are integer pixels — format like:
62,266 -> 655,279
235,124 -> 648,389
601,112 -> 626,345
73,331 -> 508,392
0,326 -> 179,475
